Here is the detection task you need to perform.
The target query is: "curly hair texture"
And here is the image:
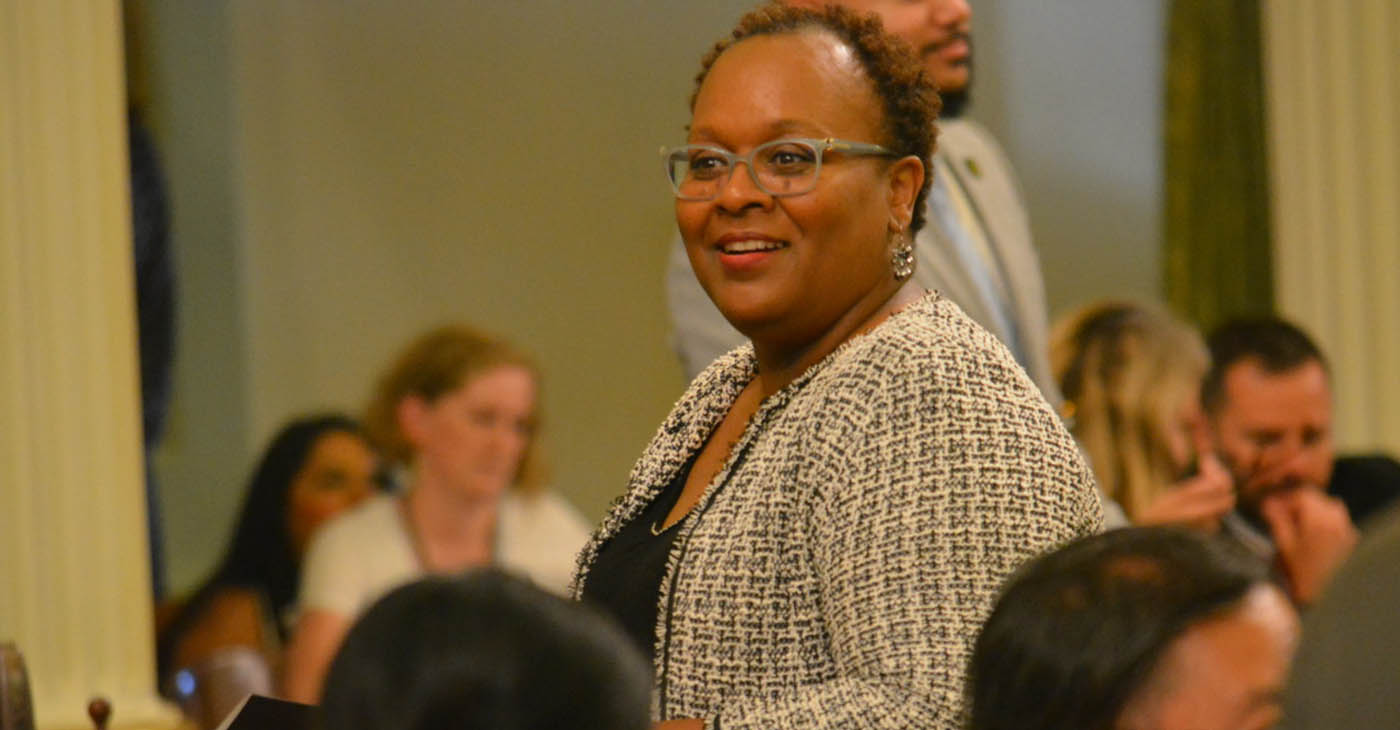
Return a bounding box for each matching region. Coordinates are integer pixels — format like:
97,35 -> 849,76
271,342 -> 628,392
1051,301 -> 1209,521
364,324 -> 544,494
690,2 -> 940,234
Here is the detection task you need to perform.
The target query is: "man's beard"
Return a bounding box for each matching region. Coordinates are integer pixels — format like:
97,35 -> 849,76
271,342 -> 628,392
940,85 -> 970,119
926,35 -> 973,119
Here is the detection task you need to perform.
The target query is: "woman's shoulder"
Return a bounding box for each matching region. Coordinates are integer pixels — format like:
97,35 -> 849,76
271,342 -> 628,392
827,293 -> 1031,392
500,489 -> 589,531
497,490 -> 592,596
299,493 -> 418,618
167,586 -> 271,671
303,493 -> 404,565
318,493 -> 399,540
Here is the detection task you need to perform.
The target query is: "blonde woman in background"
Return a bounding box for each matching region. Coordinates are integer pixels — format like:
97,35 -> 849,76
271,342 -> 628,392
280,325 -> 591,703
1052,301 -> 1234,529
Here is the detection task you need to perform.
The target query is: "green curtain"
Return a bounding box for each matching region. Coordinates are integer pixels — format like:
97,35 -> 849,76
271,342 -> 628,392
1163,0 -> 1274,331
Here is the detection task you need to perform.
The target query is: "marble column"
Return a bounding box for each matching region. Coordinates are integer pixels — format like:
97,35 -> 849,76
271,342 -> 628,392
0,1 -> 181,728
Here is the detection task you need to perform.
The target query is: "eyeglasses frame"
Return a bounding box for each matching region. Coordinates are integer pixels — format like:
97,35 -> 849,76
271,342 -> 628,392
661,137 -> 898,201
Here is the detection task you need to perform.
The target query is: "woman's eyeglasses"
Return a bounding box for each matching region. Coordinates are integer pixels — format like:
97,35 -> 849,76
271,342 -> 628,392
662,137 -> 896,201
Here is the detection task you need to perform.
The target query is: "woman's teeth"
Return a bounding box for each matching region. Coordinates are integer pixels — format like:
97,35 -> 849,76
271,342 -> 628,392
722,239 -> 784,253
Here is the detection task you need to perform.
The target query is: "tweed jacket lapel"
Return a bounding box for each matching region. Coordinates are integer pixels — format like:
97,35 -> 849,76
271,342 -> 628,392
570,345 -> 755,593
571,314 -> 884,596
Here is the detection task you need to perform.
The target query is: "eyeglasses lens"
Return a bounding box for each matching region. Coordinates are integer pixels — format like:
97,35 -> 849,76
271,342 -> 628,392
667,140 -> 821,200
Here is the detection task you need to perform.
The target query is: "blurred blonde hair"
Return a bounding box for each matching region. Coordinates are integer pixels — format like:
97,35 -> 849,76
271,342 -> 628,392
364,324 -> 544,495
1051,302 -> 1208,521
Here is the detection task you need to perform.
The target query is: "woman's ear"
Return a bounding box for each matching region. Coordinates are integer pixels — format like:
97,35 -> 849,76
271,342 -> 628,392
886,156 -> 925,232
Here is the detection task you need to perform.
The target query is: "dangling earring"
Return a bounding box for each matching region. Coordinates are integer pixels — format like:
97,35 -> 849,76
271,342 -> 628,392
891,232 -> 915,280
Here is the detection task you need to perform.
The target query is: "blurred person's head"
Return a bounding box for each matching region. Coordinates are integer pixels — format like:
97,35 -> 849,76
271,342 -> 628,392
1052,302 -> 1210,520
214,413 -> 375,605
158,414 -> 376,675
285,427 -> 380,557
320,570 -> 651,730
364,325 -> 543,499
791,0 -> 973,117
967,527 -> 1298,730
674,2 -> 936,342
1202,318 -> 1333,513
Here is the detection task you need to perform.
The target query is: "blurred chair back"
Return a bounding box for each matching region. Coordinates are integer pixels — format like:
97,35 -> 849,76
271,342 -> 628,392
0,643 -> 34,730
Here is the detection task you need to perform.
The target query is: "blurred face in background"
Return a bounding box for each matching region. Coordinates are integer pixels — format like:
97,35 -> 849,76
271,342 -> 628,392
403,365 -> 536,501
1211,358 -> 1334,512
831,0 -> 972,107
1116,584 -> 1298,730
1161,379 -> 1207,477
286,430 -> 378,557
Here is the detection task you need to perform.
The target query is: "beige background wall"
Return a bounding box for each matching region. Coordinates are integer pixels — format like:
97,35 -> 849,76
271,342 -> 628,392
139,1 -> 1168,593
973,0 -> 1167,315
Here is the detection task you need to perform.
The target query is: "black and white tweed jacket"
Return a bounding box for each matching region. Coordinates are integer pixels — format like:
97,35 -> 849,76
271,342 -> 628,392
573,292 -> 1102,729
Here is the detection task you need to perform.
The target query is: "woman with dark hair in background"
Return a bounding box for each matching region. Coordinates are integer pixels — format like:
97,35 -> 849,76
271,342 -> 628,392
156,413 -> 377,727
320,570 -> 651,730
573,4 -> 1100,728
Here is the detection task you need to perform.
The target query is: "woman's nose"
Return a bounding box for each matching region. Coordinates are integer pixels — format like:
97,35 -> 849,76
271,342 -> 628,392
714,161 -> 771,212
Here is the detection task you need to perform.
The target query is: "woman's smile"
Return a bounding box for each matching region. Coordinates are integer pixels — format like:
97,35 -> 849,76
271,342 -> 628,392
712,231 -> 789,275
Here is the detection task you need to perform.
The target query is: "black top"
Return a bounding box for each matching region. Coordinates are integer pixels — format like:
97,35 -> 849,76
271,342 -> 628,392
581,457 -> 694,666
1330,454 -> 1400,527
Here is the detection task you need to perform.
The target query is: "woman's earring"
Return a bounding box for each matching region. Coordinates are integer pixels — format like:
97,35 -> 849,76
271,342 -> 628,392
891,232 -> 916,280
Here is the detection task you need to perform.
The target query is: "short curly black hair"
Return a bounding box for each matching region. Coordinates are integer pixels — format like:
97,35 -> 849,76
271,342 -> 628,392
1201,317 -> 1328,415
689,2 -> 940,234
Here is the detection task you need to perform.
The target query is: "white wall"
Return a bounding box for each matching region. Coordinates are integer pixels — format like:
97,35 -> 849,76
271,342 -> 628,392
971,0 -> 1167,318
144,2 -> 253,594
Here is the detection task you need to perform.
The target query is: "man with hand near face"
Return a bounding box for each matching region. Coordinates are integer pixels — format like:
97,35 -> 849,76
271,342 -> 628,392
1201,317 -> 1400,605
666,0 -> 1061,408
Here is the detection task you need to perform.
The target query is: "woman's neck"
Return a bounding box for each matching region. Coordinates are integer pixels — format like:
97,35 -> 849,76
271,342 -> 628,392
402,473 -> 500,573
751,280 -> 922,397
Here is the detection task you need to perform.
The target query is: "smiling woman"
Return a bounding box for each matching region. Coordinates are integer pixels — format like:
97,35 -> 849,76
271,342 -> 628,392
572,4 -> 1102,729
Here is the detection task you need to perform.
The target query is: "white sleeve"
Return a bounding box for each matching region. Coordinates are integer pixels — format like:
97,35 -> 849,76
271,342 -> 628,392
499,491 -> 596,597
296,513 -> 367,620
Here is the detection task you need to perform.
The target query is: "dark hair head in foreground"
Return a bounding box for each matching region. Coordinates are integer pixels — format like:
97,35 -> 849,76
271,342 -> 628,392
319,570 -> 651,730
966,527 -> 1292,730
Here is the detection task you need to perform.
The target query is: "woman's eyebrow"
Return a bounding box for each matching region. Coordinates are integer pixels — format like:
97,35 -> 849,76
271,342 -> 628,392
688,119 -> 826,145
